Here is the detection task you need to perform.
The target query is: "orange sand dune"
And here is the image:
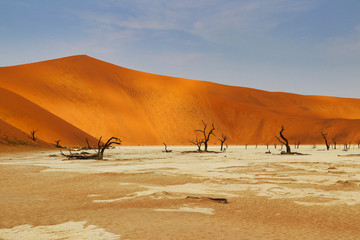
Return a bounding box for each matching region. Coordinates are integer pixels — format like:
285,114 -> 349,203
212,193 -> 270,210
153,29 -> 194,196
0,55 -> 360,146
0,87 -> 99,147
0,118 -> 51,148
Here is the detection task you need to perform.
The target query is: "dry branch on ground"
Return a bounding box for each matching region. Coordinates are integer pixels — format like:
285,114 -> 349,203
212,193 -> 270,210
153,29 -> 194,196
61,136 -> 121,160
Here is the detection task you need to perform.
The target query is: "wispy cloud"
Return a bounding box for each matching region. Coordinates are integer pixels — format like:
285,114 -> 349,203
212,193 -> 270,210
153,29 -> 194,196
146,52 -> 205,68
4,0 -> 359,98
73,0 -> 319,43
325,24 -> 360,62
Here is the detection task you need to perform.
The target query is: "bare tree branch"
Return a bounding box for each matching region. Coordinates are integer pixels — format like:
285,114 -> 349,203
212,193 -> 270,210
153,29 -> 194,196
320,132 -> 330,150
218,134 -> 227,151
274,136 -> 285,145
163,143 -> 172,153
275,126 -> 291,154
55,140 -> 62,148
85,138 -> 92,149
189,137 -> 204,152
28,129 -> 38,141
195,120 -> 215,152
332,137 -> 337,149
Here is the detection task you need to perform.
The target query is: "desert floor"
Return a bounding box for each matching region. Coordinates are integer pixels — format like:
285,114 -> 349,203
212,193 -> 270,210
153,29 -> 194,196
1,145 -> 360,240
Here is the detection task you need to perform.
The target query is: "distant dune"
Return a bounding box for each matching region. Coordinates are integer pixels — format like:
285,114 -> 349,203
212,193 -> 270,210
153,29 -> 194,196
1,55 -> 360,147
0,87 -> 99,147
0,118 -> 46,146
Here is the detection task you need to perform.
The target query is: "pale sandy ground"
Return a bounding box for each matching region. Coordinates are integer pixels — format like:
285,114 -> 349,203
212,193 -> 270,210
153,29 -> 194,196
1,145 -> 360,239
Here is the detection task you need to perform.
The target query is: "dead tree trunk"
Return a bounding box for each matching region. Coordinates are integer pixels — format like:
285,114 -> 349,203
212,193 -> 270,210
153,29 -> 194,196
321,132 -> 330,150
86,138 -> 92,149
55,140 -> 62,148
275,126 -> 291,154
28,129 -> 38,141
189,137 -> 204,152
195,120 -> 215,152
218,134 -> 227,151
162,143 -> 172,152
332,137 -> 337,149
98,137 -> 121,159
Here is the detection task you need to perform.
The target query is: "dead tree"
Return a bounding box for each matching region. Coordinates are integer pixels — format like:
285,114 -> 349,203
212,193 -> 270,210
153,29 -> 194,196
331,137 -> 337,149
97,137 -> 121,159
275,126 -> 291,154
189,137 -> 204,152
61,136 -> 121,160
55,140 -> 62,148
320,132 -> 330,150
86,138 -> 92,149
28,129 -> 38,141
162,143 -> 172,153
266,142 -> 269,149
357,139 -> 360,149
218,134 -> 227,151
195,120 -> 215,152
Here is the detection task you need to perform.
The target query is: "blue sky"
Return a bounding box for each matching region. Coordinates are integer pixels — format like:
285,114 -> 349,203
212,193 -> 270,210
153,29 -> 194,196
1,0 -> 360,98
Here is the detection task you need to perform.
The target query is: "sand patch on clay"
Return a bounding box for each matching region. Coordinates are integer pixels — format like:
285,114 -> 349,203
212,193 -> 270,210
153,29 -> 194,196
1,146 -> 360,207
1,146 -> 360,239
238,183 -> 360,206
154,206 -> 214,215
91,182 -> 238,203
0,221 -> 120,240
88,180 -> 360,206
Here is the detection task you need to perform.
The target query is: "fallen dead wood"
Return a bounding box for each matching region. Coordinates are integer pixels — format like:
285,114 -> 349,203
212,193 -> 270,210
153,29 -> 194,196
338,154 -> 360,157
279,152 -> 309,156
61,136 -> 121,160
60,149 -> 98,160
186,196 -> 228,204
181,150 -> 221,154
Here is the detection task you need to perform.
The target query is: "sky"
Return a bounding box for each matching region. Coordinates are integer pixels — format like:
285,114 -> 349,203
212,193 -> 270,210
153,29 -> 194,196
1,0 -> 360,98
